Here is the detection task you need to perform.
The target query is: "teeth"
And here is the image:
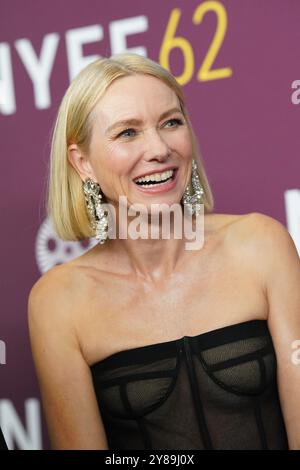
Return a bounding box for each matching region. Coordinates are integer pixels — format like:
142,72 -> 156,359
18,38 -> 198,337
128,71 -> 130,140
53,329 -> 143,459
135,169 -> 174,184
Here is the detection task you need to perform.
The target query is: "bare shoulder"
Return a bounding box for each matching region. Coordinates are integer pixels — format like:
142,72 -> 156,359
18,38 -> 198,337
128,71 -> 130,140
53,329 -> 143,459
244,212 -> 299,274
230,211 -> 294,248
211,211 -> 289,265
226,211 -> 299,277
27,263 -> 87,335
205,212 -> 250,243
29,263 -> 73,308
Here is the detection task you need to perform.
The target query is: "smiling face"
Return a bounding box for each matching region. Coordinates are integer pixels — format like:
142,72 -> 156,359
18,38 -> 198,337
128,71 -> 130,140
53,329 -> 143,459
68,73 -> 193,210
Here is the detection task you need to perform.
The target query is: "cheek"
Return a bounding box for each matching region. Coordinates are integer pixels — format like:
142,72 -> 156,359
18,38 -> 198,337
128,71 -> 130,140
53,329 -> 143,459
107,144 -> 137,176
171,130 -> 193,158
92,141 -> 131,173
92,142 -> 136,190
108,140 -> 147,178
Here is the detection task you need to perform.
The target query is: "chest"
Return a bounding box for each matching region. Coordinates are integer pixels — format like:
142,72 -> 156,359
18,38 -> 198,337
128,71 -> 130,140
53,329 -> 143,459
78,243 -> 268,366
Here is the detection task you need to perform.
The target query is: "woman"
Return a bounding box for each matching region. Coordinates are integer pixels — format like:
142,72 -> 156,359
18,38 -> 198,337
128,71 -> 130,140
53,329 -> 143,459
28,53 -> 300,450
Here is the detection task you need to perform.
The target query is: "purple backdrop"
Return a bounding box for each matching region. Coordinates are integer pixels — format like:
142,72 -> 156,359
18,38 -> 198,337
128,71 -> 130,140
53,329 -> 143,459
0,0 -> 299,449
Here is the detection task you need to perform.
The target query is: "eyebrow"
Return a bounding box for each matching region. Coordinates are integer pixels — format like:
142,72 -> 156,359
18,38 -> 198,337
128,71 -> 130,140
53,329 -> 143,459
105,107 -> 183,135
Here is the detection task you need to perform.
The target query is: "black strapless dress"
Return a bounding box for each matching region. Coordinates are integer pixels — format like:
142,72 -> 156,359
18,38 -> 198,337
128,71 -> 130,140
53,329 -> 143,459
91,320 -> 288,450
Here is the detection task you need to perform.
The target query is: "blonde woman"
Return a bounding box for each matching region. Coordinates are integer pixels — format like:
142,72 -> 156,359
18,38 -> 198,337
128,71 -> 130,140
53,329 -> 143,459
28,53 -> 300,450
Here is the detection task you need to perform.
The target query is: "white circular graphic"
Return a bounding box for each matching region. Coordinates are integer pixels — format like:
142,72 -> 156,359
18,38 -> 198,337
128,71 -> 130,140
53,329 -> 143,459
35,217 -> 98,273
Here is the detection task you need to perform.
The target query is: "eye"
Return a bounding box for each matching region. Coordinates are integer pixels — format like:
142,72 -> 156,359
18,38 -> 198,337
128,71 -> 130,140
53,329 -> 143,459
117,128 -> 136,138
164,118 -> 184,128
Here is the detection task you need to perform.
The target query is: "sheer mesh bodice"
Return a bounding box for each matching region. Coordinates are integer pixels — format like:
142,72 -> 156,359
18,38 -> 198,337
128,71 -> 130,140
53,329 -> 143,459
90,320 -> 288,450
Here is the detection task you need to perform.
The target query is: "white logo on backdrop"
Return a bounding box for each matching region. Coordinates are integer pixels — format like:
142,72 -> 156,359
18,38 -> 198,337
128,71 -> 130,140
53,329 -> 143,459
0,399 -> 41,450
0,17 -> 148,115
0,340 -> 6,365
35,217 -> 97,274
284,189 -> 300,256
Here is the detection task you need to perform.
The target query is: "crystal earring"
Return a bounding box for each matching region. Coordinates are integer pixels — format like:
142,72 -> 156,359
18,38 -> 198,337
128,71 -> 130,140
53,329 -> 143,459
82,178 -> 108,244
182,159 -> 204,216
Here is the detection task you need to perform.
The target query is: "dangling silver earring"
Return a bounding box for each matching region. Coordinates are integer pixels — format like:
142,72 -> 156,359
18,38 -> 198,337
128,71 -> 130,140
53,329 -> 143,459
82,178 -> 108,244
182,159 -> 204,216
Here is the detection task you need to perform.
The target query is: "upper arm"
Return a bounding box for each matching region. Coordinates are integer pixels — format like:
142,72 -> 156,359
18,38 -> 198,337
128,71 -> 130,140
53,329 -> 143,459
28,268 -> 109,450
251,212 -> 300,449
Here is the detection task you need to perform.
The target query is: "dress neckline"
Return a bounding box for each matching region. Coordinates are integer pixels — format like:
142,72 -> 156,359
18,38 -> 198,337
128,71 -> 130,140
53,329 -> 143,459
90,319 -> 269,371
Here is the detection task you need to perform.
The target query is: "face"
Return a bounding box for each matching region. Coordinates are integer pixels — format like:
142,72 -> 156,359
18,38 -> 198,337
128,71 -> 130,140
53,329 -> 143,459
68,74 -> 193,210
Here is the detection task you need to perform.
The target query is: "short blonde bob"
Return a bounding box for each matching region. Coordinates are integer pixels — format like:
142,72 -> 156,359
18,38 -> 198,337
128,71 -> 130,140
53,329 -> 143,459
46,52 -> 214,241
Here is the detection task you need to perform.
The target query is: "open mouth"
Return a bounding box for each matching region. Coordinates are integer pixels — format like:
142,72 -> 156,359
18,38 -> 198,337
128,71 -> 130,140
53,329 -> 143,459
133,168 -> 177,188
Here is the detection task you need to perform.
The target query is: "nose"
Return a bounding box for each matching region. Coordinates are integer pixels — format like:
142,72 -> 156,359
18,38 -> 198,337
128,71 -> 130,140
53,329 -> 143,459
142,127 -> 171,161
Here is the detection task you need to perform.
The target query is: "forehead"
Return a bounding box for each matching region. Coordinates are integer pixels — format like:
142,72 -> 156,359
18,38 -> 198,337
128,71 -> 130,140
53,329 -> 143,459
93,74 -> 179,125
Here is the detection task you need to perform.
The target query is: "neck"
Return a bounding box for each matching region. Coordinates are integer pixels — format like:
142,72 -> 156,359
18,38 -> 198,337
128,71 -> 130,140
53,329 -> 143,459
110,236 -> 186,282
103,211 -> 210,282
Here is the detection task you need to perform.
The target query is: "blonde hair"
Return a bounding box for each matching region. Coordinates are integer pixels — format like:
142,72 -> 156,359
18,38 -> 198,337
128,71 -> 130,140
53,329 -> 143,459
46,53 -> 214,240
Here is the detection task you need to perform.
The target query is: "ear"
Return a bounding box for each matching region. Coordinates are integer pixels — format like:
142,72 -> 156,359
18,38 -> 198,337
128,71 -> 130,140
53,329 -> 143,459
67,144 -> 97,182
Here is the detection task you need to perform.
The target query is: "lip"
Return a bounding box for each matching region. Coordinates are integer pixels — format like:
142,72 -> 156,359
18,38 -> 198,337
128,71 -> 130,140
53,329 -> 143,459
133,168 -> 179,194
133,166 -> 178,182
